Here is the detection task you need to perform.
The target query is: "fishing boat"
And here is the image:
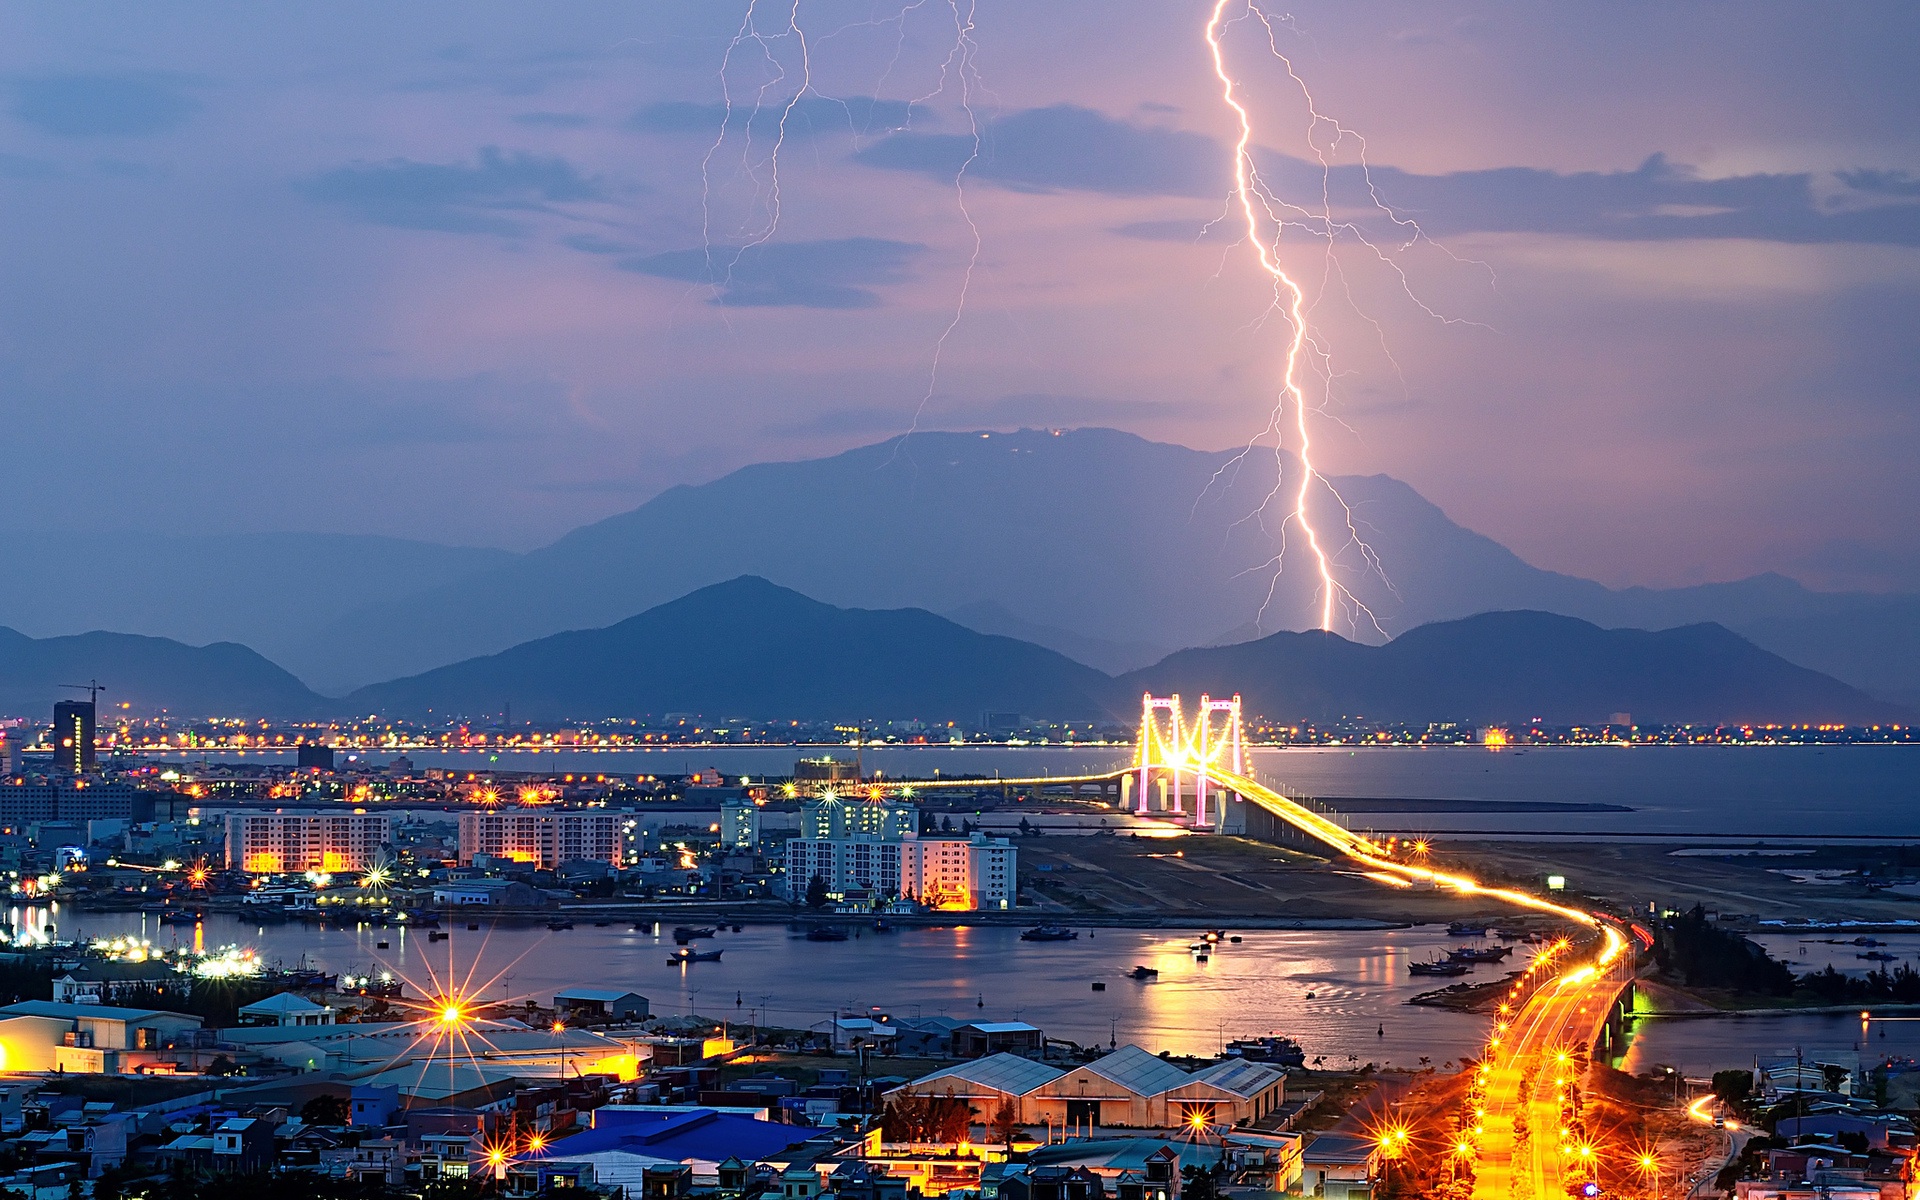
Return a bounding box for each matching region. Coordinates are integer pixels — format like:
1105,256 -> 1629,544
1446,922 -> 1489,937
673,926 -> 718,941
547,921 -> 574,931
1409,958 -> 1473,977
1020,924 -> 1080,942
1861,951 -> 1898,962
669,947 -> 723,964
1130,965 -> 1159,980
805,926 -> 849,942
158,910 -> 202,926
427,930 -> 449,942
1447,945 -> 1514,963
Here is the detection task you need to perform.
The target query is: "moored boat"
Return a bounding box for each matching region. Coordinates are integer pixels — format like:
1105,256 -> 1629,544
1020,924 -> 1080,942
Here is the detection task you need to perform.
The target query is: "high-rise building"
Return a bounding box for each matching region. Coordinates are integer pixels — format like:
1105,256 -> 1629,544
295,742 -> 335,771
0,780 -> 150,826
225,811 -> 392,874
798,795 -> 916,840
783,830 -> 1017,912
457,810 -> 622,869
52,701 -> 95,775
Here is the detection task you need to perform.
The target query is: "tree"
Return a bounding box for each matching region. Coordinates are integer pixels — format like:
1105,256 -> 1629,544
932,1091 -> 973,1144
301,1094 -> 351,1126
805,874 -> 830,910
991,1097 -> 1020,1145
205,1055 -> 243,1077
1711,1069 -> 1753,1108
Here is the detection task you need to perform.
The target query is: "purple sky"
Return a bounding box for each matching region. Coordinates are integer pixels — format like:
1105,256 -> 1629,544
2,2 -> 1916,592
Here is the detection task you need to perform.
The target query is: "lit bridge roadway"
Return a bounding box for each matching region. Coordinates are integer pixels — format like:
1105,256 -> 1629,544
873,694 -> 1637,1195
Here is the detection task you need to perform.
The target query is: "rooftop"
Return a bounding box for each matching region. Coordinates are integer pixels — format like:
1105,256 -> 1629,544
894,1053 -> 1065,1097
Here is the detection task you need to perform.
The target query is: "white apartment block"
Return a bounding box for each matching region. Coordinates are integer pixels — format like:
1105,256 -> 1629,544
458,810 -> 622,869
784,831 -> 1017,912
226,811 -> 391,874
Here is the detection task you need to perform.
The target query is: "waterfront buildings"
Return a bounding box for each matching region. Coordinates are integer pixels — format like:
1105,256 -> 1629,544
224,810 -> 392,873
0,779 -> 149,825
457,809 -> 622,869
782,794 -> 1017,910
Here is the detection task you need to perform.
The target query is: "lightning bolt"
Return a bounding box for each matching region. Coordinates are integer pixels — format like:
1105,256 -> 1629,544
1201,2 -> 1486,637
1205,0 -> 1346,633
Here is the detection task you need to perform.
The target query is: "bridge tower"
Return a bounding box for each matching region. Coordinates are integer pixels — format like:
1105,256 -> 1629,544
1135,692 -> 1245,826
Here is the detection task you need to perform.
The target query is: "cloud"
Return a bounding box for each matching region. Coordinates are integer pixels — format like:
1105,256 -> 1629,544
856,104 -> 1222,197
861,102 -> 1920,245
9,74 -> 199,138
512,111 -> 591,129
629,95 -> 924,140
302,147 -> 606,235
618,237 -> 924,308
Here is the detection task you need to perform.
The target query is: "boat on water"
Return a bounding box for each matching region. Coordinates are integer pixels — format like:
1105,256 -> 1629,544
1202,929 -> 1227,943
805,927 -> 850,942
1448,945 -> 1514,963
673,926 -> 718,941
1861,951 -> 1898,962
158,910 -> 202,926
1446,922 -> 1490,936
1409,958 -> 1474,977
669,947 -> 723,964
547,921 -> 574,931
1130,965 -> 1159,979
1020,924 -> 1080,942
427,930 -> 449,942
871,919 -> 895,933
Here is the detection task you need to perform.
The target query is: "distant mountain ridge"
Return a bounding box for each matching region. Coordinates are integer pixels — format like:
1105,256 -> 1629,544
345,576 -> 1117,723
276,428 -> 1920,697
344,577 -> 1903,726
11,430 -> 1919,701
0,627 -> 328,718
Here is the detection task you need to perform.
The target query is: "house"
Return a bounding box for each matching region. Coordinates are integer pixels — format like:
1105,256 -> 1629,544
51,961 -> 181,1005
238,992 -> 336,1027
1024,1140 -> 1183,1200
555,988 -> 650,1021
0,1000 -> 203,1073
211,1117 -> 277,1174
1298,1132 -> 1375,1200
951,1021 -> 1044,1059
350,1085 -> 399,1126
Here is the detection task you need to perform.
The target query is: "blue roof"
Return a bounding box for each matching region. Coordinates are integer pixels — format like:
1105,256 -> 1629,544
535,1109 -> 812,1164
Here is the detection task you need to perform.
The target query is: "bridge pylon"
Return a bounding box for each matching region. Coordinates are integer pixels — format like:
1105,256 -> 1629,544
1134,692 -> 1244,827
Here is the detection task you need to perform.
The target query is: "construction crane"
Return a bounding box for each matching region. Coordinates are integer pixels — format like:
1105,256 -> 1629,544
58,680 -> 106,704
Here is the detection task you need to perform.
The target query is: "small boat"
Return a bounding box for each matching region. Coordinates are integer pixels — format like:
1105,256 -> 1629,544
805,927 -> 849,942
669,947 -> 723,964
376,941 -> 390,950
731,924 -> 744,933
1091,981 -> 1106,992
1447,922 -> 1489,937
1494,928 -> 1527,941
673,926 -> 718,941
631,922 -> 649,932
468,923 -> 480,931
427,930 -> 449,942
1020,924 -> 1080,942
1130,965 -> 1159,980
1409,959 -> 1473,976
158,911 -> 202,926
1861,951 -> 1898,962
1189,942 -> 1211,952
548,921 -> 574,931
1202,929 -> 1227,943
1228,936 -> 1242,943
872,919 -> 895,933
1854,937 -> 1885,947
1448,945 -> 1514,963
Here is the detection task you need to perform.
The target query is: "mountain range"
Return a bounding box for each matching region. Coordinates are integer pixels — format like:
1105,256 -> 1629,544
12,429 -> 1920,706
346,577 -> 1900,726
0,577 -> 1897,725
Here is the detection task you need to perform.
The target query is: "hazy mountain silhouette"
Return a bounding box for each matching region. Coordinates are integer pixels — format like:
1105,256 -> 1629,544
1124,610 -> 1905,726
0,628 -> 329,719
343,578 -> 1901,727
345,576 -> 1121,723
14,431 -> 1914,701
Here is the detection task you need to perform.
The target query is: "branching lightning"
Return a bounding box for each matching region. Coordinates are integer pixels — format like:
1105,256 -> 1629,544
1202,1 -> 1486,636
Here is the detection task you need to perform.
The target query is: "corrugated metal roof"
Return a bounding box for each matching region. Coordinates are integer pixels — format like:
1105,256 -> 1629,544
898,1052 -> 1065,1096
1185,1058 -> 1286,1098
1077,1045 -> 1193,1097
